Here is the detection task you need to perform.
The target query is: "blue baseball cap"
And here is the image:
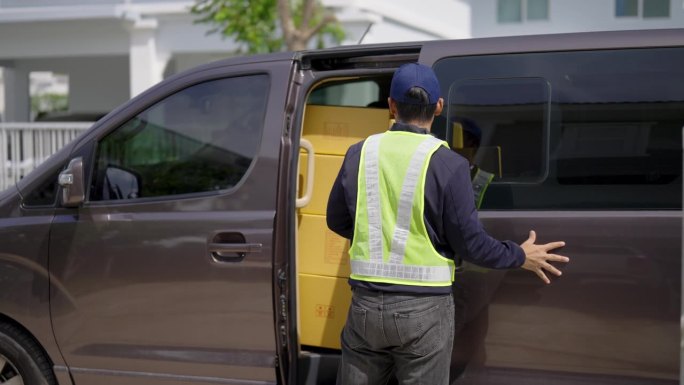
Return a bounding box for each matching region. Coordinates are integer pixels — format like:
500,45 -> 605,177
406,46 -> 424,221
390,63 -> 441,105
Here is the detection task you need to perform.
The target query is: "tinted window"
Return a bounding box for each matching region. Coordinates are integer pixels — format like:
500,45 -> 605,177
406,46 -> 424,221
434,48 -> 683,209
90,75 -> 269,201
447,77 -> 550,183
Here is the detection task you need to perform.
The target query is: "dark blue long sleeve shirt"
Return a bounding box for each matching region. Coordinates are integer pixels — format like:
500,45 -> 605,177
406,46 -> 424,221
326,122 -> 525,294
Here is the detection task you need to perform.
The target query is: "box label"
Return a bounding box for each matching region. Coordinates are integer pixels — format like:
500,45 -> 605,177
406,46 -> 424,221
325,231 -> 349,265
323,122 -> 349,138
315,304 -> 336,319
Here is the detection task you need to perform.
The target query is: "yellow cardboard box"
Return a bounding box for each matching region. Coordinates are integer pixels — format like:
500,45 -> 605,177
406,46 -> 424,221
297,213 -> 351,278
298,153 -> 344,216
302,105 -> 390,156
298,274 -> 352,349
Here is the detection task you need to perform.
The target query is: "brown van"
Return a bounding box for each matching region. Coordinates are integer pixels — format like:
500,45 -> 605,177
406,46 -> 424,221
0,28 -> 681,385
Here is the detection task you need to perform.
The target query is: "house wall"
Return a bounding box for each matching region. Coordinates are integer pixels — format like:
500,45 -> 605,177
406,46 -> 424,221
65,57 -> 129,115
471,0 -> 684,38
324,0 -> 471,43
156,14 -> 239,54
0,20 -> 129,58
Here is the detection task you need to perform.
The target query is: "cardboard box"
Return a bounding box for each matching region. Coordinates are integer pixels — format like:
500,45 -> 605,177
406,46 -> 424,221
302,105 -> 390,156
297,213 -> 351,278
297,153 -> 344,216
298,274 -> 352,349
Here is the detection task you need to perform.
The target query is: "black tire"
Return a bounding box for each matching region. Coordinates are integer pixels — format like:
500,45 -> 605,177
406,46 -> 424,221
0,322 -> 56,385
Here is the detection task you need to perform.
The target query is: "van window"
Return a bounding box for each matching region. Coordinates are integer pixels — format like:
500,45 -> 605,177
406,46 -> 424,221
434,47 -> 684,209
89,75 -> 269,201
307,78 -> 389,108
446,77 -> 550,183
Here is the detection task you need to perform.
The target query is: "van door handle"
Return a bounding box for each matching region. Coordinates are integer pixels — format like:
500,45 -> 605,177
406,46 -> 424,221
208,242 -> 262,262
296,138 -> 315,208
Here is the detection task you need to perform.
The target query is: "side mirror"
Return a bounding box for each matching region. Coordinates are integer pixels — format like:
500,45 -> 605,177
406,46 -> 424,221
58,157 -> 85,207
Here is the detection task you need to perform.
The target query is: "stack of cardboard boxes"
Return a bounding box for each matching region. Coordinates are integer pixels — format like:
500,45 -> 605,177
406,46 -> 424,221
297,105 -> 390,349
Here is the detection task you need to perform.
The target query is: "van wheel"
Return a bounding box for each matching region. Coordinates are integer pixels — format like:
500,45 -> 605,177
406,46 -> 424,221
0,322 -> 56,385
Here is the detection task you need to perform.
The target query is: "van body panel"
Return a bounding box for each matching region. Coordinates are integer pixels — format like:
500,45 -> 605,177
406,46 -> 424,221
47,59 -> 294,384
472,211 -> 680,381
0,191 -> 69,370
65,368 -> 276,385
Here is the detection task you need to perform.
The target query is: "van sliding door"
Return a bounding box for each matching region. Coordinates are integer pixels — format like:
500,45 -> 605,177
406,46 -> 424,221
421,35 -> 682,385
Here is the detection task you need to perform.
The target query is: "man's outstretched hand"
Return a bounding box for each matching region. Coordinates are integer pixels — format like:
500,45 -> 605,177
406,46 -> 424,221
520,230 -> 569,284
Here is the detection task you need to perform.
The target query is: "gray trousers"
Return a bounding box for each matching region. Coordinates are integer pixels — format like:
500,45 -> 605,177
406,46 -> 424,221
336,287 -> 455,385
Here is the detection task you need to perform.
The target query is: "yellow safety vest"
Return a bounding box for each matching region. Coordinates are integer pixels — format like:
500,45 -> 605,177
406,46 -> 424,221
349,131 -> 456,287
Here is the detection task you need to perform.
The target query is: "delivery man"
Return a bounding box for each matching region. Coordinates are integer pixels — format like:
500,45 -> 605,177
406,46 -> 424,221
326,63 -> 569,385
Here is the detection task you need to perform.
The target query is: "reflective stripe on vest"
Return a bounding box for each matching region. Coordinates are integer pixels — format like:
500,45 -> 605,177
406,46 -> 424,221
350,132 -> 454,285
363,134 -> 384,263
387,136 -> 444,265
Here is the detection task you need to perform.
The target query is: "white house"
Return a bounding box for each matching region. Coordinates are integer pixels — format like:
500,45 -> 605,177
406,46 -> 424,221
1,0 -> 682,123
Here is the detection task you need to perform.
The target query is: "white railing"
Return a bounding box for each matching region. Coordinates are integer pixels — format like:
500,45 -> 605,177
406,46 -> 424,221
0,122 -> 92,191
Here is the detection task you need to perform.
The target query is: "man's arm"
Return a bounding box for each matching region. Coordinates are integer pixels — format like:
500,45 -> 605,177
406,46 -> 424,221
442,160 -> 569,282
326,153 -> 354,240
442,160 -> 524,268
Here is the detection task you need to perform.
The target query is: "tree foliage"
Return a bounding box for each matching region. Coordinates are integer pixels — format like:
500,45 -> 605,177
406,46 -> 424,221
191,0 -> 345,54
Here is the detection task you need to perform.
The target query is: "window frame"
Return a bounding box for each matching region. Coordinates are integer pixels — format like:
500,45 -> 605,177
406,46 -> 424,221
445,76 -> 552,185
615,0 -> 670,18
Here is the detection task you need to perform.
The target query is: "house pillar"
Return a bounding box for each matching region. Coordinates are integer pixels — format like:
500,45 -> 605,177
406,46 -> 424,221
2,66 -> 30,122
128,18 -> 170,98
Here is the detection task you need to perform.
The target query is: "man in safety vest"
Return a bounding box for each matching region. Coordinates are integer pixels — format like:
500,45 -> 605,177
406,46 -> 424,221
326,63 -> 569,385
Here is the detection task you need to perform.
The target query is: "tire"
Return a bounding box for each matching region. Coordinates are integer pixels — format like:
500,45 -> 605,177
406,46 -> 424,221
0,322 -> 56,385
